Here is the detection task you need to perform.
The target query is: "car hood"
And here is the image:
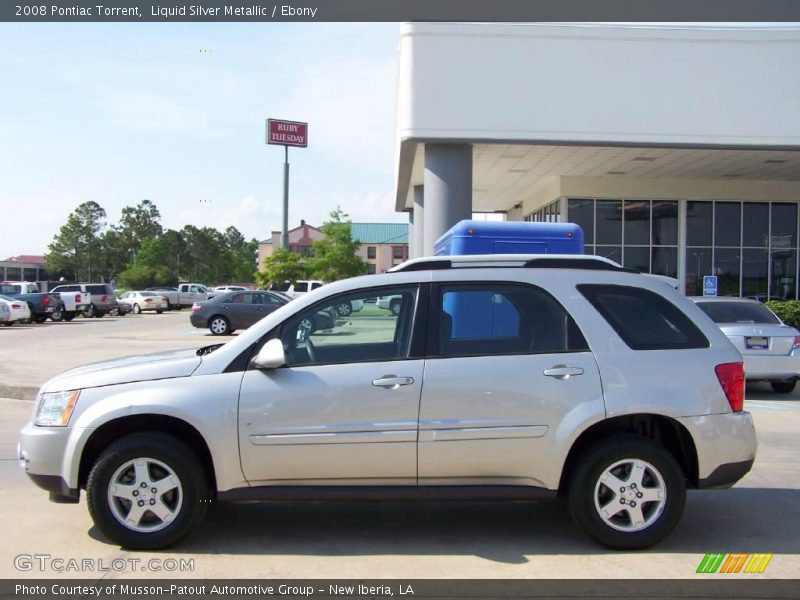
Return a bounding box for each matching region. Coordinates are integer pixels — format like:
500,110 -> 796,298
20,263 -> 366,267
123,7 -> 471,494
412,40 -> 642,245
40,348 -> 203,394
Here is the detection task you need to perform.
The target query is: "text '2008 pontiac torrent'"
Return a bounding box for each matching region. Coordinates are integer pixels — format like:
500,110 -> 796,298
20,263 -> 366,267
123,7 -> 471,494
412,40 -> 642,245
18,255 -> 756,550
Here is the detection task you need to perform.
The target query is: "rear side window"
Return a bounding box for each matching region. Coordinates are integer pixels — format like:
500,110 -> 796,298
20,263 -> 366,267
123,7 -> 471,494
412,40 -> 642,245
578,284 -> 709,350
86,284 -> 111,295
435,283 -> 589,358
295,282 -> 309,293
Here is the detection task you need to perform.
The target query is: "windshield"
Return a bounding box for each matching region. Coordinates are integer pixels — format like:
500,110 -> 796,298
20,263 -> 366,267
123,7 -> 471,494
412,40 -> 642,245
696,301 -> 781,324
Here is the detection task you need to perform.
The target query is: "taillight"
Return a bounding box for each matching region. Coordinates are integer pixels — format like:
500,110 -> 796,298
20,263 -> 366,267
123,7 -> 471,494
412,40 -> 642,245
76,294 -> 81,303
793,336 -> 800,350
191,304 -> 201,312
101,295 -> 108,301
715,362 -> 745,412
144,298 -> 153,303
42,295 -> 49,306
12,303 -> 22,309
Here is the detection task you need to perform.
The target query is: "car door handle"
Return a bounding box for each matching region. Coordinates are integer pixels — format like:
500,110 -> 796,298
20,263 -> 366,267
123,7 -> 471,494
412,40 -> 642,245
543,366 -> 584,379
372,376 -> 414,388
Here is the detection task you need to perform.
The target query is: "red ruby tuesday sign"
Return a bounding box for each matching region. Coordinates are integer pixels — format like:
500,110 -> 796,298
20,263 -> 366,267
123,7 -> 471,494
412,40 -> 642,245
266,119 -> 308,148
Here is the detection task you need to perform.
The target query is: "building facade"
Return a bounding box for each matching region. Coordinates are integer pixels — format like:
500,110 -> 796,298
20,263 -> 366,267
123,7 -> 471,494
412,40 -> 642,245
394,23 -> 800,297
257,222 -> 409,275
1,255 -> 47,282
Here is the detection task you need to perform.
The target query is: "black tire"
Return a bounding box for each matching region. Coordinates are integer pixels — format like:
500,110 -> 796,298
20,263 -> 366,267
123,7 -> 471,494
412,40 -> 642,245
132,303 -> 141,315
1,322 -> 13,327
156,309 -> 164,314
165,301 -> 172,311
33,315 -> 48,324
50,306 -> 64,322
84,304 -> 96,318
94,311 -> 105,318
567,436 -> 686,550
86,432 -> 209,550
63,312 -> 76,322
390,300 -> 401,316
336,301 -> 352,317
208,315 -> 230,336
771,380 -> 797,394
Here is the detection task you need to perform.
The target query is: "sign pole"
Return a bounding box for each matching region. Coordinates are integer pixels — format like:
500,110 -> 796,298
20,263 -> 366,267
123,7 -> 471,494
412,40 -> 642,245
281,145 -> 289,251
267,118 -> 308,253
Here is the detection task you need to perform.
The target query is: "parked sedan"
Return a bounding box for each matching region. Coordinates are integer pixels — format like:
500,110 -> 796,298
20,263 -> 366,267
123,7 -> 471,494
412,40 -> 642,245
190,291 -> 287,335
692,297 -> 800,393
0,295 -> 31,325
118,291 -> 168,314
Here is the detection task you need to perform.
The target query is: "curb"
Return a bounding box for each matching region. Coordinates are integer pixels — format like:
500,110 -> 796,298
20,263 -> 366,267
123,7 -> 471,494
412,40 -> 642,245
0,384 -> 38,401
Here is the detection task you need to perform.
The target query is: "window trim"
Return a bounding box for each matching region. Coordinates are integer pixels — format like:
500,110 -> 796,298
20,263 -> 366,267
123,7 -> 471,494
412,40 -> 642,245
426,281 -> 590,360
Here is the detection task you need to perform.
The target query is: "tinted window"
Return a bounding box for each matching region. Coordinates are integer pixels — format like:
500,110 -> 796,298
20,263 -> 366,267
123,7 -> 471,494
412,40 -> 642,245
596,200 -> 622,245
436,283 -> 588,358
295,282 -> 309,293
281,286 -> 418,366
226,293 -> 252,304
86,285 -> 110,295
715,202 -> 741,247
256,293 -> 282,305
578,284 -> 709,350
687,201 -> 712,246
695,301 -> 780,325
269,282 -> 291,292
568,199 -> 594,245
623,200 -> 650,246
743,203 -> 769,247
311,282 -> 324,290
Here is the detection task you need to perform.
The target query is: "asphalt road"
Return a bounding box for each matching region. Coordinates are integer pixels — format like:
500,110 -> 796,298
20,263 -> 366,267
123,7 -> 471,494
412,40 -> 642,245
0,311 -> 798,579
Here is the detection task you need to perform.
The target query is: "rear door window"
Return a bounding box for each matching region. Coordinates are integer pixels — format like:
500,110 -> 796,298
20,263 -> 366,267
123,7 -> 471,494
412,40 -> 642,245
433,283 -> 589,358
578,284 -> 709,350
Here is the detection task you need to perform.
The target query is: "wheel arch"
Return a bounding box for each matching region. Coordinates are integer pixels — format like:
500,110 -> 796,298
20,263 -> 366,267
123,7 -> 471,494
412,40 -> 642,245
558,413 -> 699,495
78,414 -> 217,494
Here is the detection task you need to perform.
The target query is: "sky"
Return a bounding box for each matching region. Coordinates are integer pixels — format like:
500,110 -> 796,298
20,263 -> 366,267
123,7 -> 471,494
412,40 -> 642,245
0,22 -> 405,258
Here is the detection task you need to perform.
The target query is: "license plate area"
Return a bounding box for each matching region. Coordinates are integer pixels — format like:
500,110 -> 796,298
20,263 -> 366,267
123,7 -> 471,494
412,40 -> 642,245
746,336 -> 769,350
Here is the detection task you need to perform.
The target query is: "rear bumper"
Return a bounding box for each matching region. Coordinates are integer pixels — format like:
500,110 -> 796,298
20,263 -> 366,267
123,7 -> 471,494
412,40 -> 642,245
190,313 -> 207,327
697,459 -> 755,489
676,412 -> 757,486
743,353 -> 800,380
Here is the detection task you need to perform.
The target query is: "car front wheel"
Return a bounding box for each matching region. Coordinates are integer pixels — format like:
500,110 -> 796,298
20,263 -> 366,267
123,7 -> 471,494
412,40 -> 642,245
86,432 -> 209,550
568,436 -> 685,550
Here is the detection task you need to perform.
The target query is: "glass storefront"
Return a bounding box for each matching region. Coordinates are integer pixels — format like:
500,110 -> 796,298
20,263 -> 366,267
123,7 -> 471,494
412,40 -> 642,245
557,197 -> 800,300
565,198 -> 679,278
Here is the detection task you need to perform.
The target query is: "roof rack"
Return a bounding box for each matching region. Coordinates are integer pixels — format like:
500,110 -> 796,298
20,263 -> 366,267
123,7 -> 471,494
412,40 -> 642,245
389,254 -> 639,273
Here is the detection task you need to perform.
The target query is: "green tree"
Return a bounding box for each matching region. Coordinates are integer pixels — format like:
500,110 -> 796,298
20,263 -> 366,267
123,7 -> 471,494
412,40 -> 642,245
45,201 -> 107,281
117,199 -> 163,265
256,247 -> 307,289
307,208 -> 367,282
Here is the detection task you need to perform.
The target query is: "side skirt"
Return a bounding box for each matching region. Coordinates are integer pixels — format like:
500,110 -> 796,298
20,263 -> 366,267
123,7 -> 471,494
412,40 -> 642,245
216,485 -> 557,502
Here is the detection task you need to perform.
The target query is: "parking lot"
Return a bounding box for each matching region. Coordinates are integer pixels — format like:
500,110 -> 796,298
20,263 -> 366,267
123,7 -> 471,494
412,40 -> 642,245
1,311 -> 799,579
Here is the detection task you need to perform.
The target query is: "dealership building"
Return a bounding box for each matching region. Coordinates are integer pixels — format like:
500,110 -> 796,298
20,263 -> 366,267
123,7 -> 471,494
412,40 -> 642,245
395,23 -> 800,297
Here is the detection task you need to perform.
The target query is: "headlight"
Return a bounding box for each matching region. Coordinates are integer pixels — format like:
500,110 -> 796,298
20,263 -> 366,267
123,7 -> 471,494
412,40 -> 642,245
34,390 -> 80,427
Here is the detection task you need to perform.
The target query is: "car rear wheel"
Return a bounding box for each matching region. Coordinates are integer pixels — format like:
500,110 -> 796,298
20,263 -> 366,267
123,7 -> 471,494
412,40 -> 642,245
33,315 -> 48,324
86,432 -> 209,550
770,379 -> 797,394
568,436 -> 685,550
63,312 -> 76,322
156,309 -> 164,314
50,306 -> 64,322
209,316 -> 230,335
132,303 -> 141,314
84,304 -> 96,318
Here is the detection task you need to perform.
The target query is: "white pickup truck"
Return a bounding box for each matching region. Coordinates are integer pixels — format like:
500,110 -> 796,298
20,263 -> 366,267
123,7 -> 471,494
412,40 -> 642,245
51,289 -> 91,321
144,283 -> 209,309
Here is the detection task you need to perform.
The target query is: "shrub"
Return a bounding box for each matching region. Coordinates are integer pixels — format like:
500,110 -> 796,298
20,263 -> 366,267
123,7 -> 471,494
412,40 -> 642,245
765,300 -> 800,327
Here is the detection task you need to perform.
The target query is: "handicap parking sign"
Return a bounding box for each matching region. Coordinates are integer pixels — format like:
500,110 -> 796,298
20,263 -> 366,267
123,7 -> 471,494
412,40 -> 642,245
703,275 -> 718,297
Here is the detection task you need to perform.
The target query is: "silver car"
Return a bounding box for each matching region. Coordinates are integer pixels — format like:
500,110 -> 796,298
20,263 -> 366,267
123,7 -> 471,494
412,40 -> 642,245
692,297 -> 800,393
18,255 -> 757,551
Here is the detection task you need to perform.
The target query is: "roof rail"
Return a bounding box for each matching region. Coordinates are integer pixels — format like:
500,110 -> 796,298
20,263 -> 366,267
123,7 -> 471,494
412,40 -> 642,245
389,254 -> 638,273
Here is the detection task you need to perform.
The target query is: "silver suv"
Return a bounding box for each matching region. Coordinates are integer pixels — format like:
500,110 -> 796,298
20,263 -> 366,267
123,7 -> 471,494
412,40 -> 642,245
18,255 -> 757,550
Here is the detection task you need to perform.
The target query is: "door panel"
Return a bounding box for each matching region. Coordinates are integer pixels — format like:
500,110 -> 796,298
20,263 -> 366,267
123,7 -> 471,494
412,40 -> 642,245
418,353 -> 603,483
238,284 -> 423,484
239,360 -> 424,483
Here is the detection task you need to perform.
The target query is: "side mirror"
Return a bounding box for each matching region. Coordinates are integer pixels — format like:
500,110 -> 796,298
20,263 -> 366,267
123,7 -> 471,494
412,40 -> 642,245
252,338 -> 286,370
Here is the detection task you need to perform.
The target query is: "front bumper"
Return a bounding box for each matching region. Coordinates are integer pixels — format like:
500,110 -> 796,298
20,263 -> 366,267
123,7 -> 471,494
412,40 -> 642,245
743,352 -> 800,380
677,411 -> 757,488
18,423 -> 79,502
